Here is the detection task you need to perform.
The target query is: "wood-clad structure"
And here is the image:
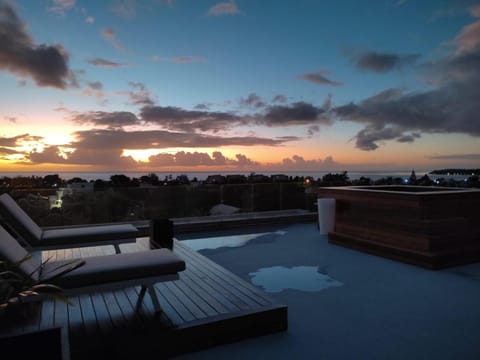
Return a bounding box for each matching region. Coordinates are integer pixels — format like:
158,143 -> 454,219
318,185 -> 480,269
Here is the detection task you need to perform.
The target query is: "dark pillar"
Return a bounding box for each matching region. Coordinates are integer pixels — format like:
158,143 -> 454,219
149,218 -> 174,250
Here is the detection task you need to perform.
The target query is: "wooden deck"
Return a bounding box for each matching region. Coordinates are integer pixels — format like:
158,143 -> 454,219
1,239 -> 288,359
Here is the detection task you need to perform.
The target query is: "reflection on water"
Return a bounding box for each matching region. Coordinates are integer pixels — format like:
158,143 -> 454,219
181,230 -> 286,251
249,266 -> 343,293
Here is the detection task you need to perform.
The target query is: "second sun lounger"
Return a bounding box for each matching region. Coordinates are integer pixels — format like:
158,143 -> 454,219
0,193 -> 138,253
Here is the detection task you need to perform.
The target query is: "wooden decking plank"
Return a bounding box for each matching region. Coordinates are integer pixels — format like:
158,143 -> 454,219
179,257 -> 251,311
64,247 -> 73,260
78,247 -> 91,258
55,248 -> 66,261
155,282 -> 196,323
177,272 -> 229,316
67,296 -> 84,339
89,292 -> 113,335
163,281 -> 209,320
39,299 -> 55,330
124,287 -> 174,330
176,242 -> 273,306
180,261 -> 245,312
124,286 -> 153,320
78,293 -> 99,337
42,249 -> 57,262
181,256 -> 249,309
112,289 -> 144,328
174,244 -> 259,310
102,292 -> 128,329
53,297 -> 69,329
147,286 -> 185,327
71,247 -> 82,259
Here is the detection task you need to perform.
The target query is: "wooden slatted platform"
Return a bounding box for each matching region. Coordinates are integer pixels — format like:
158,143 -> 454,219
0,239 -> 287,359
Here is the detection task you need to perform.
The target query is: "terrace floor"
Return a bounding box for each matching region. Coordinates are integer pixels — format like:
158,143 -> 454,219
2,219 -> 480,359
174,222 -> 480,360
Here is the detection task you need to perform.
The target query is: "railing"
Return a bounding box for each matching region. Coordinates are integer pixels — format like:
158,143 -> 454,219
3,183 -> 318,227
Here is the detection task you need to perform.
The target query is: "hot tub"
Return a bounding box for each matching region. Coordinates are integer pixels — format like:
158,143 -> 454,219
317,185 -> 480,269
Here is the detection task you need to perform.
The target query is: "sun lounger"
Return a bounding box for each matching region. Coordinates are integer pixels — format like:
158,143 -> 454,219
0,193 -> 138,253
0,225 -> 185,314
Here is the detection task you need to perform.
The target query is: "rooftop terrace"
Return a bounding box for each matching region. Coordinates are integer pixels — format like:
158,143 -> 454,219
2,212 -> 480,359
174,221 -> 480,360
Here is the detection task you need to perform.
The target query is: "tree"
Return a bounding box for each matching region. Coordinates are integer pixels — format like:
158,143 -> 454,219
43,174 -> 63,188
321,171 -> 350,186
110,174 -> 132,187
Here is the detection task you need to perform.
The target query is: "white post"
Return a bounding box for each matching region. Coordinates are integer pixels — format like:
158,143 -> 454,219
318,198 -> 336,235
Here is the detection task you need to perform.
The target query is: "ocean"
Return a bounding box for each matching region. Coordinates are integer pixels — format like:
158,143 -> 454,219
0,170 -> 470,182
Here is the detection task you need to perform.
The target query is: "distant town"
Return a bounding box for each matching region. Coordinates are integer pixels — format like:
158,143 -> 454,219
0,169 -> 478,229
0,169 -> 479,190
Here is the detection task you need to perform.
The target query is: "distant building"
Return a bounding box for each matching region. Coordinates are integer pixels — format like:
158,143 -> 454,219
226,174 -> 248,184
249,174 -> 271,183
205,175 -> 226,184
271,174 -> 289,183
409,170 -> 417,184
49,181 -> 94,209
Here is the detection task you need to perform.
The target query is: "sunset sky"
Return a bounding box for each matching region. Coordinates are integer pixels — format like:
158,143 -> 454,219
1,0 -> 479,173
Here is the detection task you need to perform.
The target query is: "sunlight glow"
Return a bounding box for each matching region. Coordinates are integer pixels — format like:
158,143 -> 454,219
122,149 -> 163,162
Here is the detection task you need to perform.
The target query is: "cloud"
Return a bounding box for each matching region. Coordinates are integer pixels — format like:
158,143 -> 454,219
350,125 -> 408,151
329,13 -> 480,151
148,150 -> 258,167
471,4 -> 480,17
87,81 -> 103,90
71,111 -> 140,128
48,0 -> 75,16
140,105 -> 244,132
427,153 -> 480,160
85,58 -> 129,67
139,100 -> 333,132
73,128 -> 294,150
149,55 -> 206,63
272,94 -> 288,103
81,81 -> 105,99
124,82 -> 155,106
278,155 -> 339,170
0,134 -> 32,147
28,144 -> 139,167
261,102 -> 332,127
240,93 -> 266,108
0,146 -> 19,157
300,71 -> 343,86
23,127 -> 295,167
352,51 -> 420,73
171,56 -> 206,63
207,1 -> 242,16
3,116 -> 17,123
450,5 -> 480,55
111,0 -> 137,18
0,133 -> 45,161
194,103 -> 210,110
396,133 -> 421,143
85,15 -> 94,23
0,1 -> 77,89
101,28 -> 125,51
